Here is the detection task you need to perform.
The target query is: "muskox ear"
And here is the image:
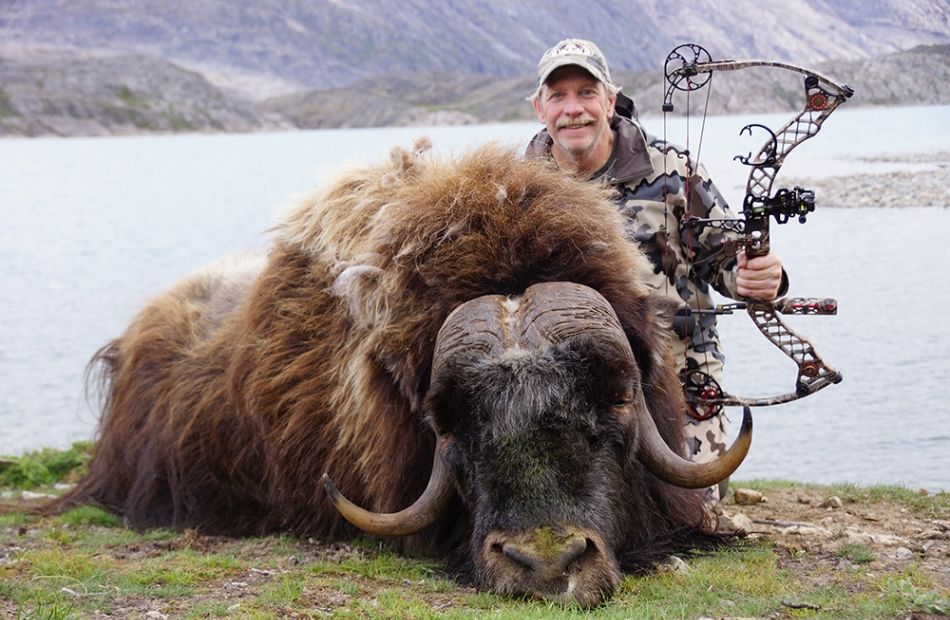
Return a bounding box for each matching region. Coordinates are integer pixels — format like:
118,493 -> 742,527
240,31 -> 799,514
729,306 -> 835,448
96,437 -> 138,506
563,336 -> 637,407
423,359 -> 468,437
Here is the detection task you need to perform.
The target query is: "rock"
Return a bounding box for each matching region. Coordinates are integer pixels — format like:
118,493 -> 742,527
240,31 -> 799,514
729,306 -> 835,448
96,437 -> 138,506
718,511 -> 754,535
144,612 -> 168,620
894,547 -> 914,560
870,532 -> 911,546
734,488 -> 766,505
819,496 -> 843,509
836,558 -> 854,570
21,491 -> 56,500
781,524 -> 833,538
839,526 -> 911,547
932,519 -> 950,532
797,495 -> 812,504
657,555 -> 688,573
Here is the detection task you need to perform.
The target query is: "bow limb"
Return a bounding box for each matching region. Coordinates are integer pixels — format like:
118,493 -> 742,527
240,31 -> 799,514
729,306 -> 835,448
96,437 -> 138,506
717,302 -> 843,407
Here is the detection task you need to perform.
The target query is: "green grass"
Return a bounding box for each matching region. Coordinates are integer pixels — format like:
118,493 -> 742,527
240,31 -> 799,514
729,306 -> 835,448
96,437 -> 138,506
2,448 -> 947,618
50,505 -> 120,528
838,542 -> 876,564
0,442 -> 92,489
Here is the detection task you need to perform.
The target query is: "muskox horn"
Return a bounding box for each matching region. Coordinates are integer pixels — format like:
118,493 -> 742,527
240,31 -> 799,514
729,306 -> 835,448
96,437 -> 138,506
635,395 -> 753,489
321,436 -> 454,536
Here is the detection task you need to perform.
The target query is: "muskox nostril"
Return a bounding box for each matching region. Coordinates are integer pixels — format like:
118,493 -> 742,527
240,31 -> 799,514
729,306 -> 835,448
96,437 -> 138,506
502,543 -> 543,572
500,533 -> 589,575
556,535 -> 587,569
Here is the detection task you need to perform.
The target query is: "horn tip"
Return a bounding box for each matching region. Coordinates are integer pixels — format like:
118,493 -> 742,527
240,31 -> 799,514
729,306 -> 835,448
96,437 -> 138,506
740,405 -> 753,432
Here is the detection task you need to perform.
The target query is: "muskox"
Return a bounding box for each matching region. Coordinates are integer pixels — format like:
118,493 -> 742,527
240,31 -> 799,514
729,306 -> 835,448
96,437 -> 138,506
59,140 -> 751,605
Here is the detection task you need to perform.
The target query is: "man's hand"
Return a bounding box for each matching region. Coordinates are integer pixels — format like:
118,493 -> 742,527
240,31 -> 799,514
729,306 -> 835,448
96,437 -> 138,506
736,251 -> 783,301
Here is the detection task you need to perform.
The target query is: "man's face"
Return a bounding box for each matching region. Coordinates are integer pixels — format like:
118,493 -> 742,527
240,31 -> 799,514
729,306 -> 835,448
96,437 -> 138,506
532,66 -> 617,170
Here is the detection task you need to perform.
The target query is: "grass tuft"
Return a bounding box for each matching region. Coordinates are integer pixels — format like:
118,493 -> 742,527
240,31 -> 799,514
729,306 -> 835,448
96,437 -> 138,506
838,542 -> 875,564
0,442 -> 93,490
51,506 -> 120,528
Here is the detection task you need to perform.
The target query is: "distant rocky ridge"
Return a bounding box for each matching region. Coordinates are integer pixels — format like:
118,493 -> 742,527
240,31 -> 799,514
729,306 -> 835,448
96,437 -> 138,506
0,52 -> 289,137
1,0 -> 949,137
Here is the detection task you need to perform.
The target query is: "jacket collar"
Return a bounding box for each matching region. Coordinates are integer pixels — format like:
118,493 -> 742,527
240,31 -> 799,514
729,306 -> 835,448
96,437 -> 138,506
525,115 -> 654,184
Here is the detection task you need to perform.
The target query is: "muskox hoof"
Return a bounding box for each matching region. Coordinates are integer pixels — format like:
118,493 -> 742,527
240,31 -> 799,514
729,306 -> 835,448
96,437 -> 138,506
480,526 -> 620,607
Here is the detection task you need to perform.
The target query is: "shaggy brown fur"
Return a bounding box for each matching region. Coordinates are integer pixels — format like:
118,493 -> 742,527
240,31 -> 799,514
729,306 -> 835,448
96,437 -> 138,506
59,139 -> 697,558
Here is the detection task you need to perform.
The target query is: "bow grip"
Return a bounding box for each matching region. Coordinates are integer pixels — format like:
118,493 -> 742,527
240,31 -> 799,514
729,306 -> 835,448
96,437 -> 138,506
744,217 -> 770,257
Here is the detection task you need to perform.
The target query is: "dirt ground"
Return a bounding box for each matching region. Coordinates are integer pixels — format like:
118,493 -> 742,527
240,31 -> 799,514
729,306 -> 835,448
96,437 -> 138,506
719,485 -> 949,591
2,485 -> 948,618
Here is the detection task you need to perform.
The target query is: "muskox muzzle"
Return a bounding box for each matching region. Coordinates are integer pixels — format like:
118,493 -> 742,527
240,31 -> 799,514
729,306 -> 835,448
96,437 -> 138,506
323,282 -> 752,604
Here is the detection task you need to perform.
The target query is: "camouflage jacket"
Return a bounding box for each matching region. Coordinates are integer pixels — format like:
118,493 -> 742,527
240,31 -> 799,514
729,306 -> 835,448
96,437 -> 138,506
527,115 -> 787,376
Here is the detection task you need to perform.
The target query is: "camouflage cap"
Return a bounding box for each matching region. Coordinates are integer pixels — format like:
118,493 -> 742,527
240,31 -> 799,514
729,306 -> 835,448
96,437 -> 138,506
534,38 -> 620,97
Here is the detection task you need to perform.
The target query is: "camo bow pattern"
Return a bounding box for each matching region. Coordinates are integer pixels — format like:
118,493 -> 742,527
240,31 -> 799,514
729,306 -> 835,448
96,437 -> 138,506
662,43 -> 851,414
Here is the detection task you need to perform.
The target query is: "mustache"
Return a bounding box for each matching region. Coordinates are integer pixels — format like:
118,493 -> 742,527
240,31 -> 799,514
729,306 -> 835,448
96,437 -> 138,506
556,116 -> 596,129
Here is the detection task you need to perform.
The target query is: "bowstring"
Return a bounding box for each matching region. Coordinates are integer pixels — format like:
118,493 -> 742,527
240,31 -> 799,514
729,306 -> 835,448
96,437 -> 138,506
673,72 -> 717,417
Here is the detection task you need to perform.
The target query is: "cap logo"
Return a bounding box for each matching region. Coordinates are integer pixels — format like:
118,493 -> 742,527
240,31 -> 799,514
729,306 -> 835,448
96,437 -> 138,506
547,40 -> 595,59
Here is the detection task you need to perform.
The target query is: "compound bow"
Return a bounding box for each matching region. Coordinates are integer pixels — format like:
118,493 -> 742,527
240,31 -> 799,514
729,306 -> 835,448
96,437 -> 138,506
661,43 -> 851,417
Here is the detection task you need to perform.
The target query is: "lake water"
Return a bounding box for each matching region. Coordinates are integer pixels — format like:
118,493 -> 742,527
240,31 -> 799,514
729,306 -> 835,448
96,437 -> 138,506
2,105 -> 948,491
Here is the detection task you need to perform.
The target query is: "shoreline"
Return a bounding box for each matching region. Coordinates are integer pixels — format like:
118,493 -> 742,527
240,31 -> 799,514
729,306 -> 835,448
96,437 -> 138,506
784,150 -> 950,209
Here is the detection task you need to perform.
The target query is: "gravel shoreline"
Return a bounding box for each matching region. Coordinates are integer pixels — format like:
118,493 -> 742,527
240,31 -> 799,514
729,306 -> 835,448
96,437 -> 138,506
784,151 -> 950,208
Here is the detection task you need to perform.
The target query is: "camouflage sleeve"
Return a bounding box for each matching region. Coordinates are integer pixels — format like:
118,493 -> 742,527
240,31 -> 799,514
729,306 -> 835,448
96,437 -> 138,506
681,163 -> 741,299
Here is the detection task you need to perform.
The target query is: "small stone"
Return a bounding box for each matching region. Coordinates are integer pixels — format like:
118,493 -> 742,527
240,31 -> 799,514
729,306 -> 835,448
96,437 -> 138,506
894,547 -> 914,561
144,612 -> 168,620
932,519 -> 950,532
228,581 -> 248,589
781,524 -> 833,538
718,511 -> 754,535
916,488 -> 930,496
818,496 -> 843,509
21,491 -> 56,500
869,532 -> 910,546
657,555 -> 688,573
819,516 -> 836,528
797,495 -> 812,504
733,488 -> 766,505
836,558 -> 854,570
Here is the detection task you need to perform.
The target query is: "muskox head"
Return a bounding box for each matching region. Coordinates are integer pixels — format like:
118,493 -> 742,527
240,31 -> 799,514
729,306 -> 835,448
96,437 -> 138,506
324,281 -> 750,606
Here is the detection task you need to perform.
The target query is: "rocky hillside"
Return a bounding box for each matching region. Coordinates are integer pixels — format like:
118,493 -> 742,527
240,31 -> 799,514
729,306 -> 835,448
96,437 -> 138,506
0,52 -> 288,137
1,0 -> 948,136
251,44 -> 950,129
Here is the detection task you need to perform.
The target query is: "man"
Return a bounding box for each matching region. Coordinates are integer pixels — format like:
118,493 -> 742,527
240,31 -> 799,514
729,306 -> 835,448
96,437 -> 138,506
527,39 -> 785,501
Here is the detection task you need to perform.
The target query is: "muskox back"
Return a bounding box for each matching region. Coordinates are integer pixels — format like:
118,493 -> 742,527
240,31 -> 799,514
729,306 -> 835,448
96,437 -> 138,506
61,140 -> 709,566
